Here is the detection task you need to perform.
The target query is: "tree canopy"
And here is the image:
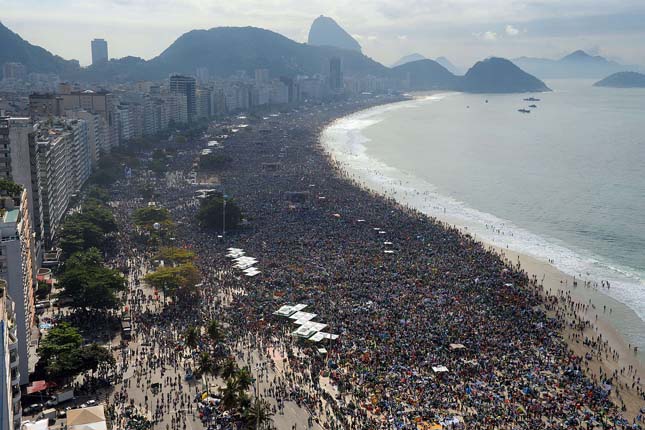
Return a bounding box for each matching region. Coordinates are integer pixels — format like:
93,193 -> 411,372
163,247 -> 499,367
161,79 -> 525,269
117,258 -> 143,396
144,263 -> 200,297
58,249 -> 126,310
0,179 -> 23,196
59,200 -> 117,257
156,247 -> 195,264
133,207 -> 172,229
37,323 -> 114,381
196,195 -> 242,231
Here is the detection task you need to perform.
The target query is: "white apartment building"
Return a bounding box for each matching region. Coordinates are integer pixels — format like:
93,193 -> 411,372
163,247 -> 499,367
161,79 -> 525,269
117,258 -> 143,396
0,190 -> 36,387
0,280 -> 21,430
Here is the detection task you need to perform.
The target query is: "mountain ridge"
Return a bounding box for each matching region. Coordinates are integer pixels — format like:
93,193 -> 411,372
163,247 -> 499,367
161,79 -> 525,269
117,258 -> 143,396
1,22 -> 548,94
0,21 -> 80,75
513,50 -> 640,79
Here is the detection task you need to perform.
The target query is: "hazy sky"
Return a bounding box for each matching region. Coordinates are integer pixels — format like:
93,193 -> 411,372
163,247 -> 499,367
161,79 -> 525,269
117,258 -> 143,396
2,0 -> 645,68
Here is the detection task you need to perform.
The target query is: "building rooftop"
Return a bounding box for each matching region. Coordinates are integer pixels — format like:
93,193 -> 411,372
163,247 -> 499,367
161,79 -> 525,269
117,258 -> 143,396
2,208 -> 19,224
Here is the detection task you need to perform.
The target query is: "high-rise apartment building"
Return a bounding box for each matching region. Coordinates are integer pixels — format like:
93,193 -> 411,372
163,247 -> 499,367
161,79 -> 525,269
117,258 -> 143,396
329,57 -> 343,90
0,280 -> 21,430
169,75 -> 196,122
255,69 -> 269,86
0,118 -> 42,247
34,120 -> 90,246
0,189 -> 37,387
2,63 -> 26,81
67,110 -> 105,168
91,39 -> 109,65
2,62 -> 27,80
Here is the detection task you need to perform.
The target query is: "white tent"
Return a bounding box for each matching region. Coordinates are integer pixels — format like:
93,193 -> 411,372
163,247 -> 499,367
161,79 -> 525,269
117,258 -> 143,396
289,311 -> 317,322
22,420 -> 49,430
291,304 -> 308,312
292,321 -> 327,338
67,406 -> 106,430
308,332 -> 339,342
70,423 -> 108,430
273,305 -> 295,317
432,366 -> 449,373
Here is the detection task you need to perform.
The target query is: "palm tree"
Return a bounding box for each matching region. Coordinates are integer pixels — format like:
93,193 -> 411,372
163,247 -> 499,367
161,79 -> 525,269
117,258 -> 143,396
220,378 -> 241,411
235,367 -> 254,393
207,319 -> 225,345
243,398 -> 274,429
184,325 -> 200,349
196,352 -> 219,377
221,358 -> 238,380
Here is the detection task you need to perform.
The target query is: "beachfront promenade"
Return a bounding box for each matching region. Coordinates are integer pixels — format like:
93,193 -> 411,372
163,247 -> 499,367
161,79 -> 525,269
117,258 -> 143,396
62,96 -> 645,429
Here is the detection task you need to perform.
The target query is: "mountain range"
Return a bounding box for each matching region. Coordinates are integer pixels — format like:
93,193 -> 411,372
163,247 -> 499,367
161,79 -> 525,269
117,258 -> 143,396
513,50 -> 641,79
391,54 -> 462,75
1,20 -> 549,94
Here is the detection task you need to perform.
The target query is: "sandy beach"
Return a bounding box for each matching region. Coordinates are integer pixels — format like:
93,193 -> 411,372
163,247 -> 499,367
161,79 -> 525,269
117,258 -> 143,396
495,245 -> 645,419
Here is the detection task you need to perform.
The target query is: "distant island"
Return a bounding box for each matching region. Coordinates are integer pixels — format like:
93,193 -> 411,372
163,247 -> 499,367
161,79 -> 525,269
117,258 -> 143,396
460,57 -> 551,93
594,71 -> 645,88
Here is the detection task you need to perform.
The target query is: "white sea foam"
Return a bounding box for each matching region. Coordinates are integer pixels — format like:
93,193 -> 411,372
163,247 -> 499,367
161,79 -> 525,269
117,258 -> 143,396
322,97 -> 645,347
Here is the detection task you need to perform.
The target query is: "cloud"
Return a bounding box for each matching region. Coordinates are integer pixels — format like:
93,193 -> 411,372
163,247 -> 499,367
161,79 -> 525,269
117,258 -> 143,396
505,24 -> 520,36
474,31 -> 498,41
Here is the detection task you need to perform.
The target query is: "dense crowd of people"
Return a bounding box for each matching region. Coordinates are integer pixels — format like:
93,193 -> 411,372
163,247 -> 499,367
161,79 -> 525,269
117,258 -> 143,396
53,96 -> 645,429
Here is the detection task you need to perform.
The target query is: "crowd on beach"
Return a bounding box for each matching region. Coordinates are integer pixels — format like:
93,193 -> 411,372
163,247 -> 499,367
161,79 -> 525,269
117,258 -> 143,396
41,96 -> 645,429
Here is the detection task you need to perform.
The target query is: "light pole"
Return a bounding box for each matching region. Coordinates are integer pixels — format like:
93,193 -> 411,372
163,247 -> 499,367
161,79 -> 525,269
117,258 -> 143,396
222,194 -> 228,238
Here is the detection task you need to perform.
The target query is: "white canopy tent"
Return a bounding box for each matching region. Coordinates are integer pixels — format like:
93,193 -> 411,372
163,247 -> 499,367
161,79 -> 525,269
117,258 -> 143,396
308,332 -> 339,342
292,321 -> 327,338
22,420 -> 49,430
289,311 -> 317,322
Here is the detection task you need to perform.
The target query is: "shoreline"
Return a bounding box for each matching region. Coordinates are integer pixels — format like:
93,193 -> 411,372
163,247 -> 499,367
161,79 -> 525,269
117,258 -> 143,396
319,98 -> 645,419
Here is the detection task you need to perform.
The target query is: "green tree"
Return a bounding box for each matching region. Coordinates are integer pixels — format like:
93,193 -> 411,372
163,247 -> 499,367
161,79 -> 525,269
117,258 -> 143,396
156,247 -> 195,264
235,367 -> 254,393
0,179 -> 23,196
144,263 -> 200,297
196,352 -> 219,378
196,195 -> 242,231
133,207 -> 172,228
220,358 -> 238,380
86,186 -> 111,203
63,248 -> 104,271
80,343 -> 116,374
58,263 -> 126,310
220,378 -> 242,411
207,320 -> 224,345
38,328 -> 84,380
184,325 -> 200,349
243,398 -> 274,429
59,217 -> 107,257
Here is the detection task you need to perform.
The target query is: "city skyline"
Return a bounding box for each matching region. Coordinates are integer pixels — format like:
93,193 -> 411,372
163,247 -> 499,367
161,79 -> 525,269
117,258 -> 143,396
2,0 -> 645,68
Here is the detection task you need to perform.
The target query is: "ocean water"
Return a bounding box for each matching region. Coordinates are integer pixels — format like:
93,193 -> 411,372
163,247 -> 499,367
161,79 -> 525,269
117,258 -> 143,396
323,80 -> 645,351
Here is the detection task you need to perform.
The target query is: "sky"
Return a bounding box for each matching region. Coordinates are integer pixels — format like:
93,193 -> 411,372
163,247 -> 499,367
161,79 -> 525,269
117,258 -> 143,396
2,0 -> 645,68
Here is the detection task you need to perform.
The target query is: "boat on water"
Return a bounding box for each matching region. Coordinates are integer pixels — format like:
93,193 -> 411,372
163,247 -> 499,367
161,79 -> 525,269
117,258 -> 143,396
529,104 -> 537,108
523,97 -> 541,102
518,109 -> 531,114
